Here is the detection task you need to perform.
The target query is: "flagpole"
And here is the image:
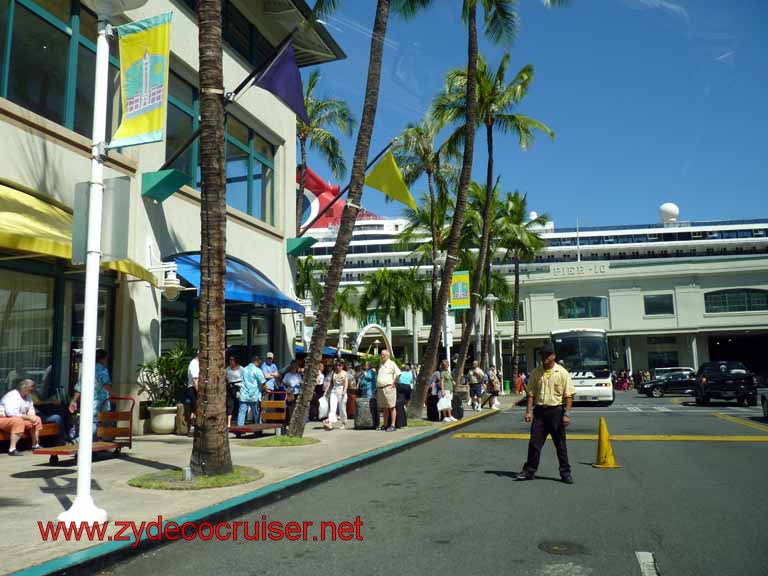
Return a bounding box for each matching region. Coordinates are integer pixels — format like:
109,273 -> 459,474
297,139 -> 395,237
160,26 -> 301,171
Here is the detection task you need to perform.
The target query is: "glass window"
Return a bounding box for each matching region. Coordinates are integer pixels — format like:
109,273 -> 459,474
255,163 -> 273,223
648,351 -> 679,371
253,132 -> 274,162
169,71 -> 195,110
74,45 -> 120,138
557,297 -> 608,319
644,294 -> 674,316
36,0 -> 72,23
161,299 -> 191,354
68,284 -> 112,395
0,0 -> 8,83
0,271 -> 54,397
226,141 -> 249,214
499,303 -> 525,322
166,104 -> 195,178
705,289 -> 768,313
7,5 -> 69,124
227,116 -> 249,146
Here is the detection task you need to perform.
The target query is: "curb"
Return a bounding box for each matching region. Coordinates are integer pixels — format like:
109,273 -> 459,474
18,409 -> 500,576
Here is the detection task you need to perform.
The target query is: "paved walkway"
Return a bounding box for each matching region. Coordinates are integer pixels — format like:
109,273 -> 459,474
1,400 -> 513,575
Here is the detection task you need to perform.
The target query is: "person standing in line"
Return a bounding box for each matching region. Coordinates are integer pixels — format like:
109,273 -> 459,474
225,354 -> 244,428
376,349 -> 400,432
282,361 -> 302,424
397,362 -> 414,407
438,359 -> 457,422
515,344 -> 575,484
486,365 -> 501,409
359,361 -> 377,399
468,360 -> 485,411
324,361 -> 348,430
261,352 -> 280,393
69,349 -> 113,440
182,351 -> 199,436
238,355 -> 265,426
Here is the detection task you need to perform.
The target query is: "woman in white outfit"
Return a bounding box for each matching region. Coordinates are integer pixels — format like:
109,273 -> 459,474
324,362 -> 348,430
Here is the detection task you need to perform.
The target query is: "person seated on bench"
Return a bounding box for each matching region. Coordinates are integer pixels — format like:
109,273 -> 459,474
31,380 -> 71,445
0,379 -> 43,456
69,349 -> 112,441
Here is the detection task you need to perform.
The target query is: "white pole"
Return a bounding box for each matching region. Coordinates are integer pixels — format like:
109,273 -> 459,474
58,16 -> 111,524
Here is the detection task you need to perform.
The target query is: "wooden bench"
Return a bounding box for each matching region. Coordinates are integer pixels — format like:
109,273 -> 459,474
0,422 -> 60,443
33,396 -> 135,465
228,423 -> 283,438
261,393 -> 288,425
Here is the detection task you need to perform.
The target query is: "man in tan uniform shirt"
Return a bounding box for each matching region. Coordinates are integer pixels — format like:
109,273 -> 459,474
515,343 -> 576,484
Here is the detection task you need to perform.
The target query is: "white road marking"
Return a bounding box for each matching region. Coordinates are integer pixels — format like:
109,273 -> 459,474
635,551 -> 659,576
654,407 -> 672,412
627,407 -> 642,412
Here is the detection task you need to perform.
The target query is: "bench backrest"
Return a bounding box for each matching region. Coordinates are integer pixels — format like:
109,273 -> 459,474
260,399 -> 286,423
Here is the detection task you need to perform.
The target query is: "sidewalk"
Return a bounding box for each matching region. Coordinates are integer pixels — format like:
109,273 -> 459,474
1,400 -> 511,575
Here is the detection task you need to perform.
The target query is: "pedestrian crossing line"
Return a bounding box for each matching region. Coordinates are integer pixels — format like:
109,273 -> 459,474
713,412 -> 768,433
635,552 -> 660,576
654,407 -> 672,412
453,432 -> 768,442
627,407 -> 642,412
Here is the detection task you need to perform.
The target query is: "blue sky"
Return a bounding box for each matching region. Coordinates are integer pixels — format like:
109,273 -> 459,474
302,0 -> 767,229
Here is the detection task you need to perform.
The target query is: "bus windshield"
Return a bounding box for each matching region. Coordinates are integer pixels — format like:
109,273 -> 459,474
552,333 -> 610,378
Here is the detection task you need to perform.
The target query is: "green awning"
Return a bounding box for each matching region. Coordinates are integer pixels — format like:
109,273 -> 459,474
287,237 -> 317,256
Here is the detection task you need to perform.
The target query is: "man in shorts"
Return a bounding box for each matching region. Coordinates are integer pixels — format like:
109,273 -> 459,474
376,349 -> 400,432
468,360 -> 485,411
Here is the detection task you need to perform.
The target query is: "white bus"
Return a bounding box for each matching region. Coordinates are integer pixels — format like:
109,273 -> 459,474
551,329 -> 614,405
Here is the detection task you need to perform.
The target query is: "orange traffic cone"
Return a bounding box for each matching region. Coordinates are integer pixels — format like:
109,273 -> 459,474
592,417 -> 621,469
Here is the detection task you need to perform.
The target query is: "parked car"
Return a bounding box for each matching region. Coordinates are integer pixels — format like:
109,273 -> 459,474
694,361 -> 758,406
653,366 -> 695,379
759,383 -> 768,418
640,371 -> 696,398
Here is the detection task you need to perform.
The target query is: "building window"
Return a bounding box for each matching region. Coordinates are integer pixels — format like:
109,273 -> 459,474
648,351 -> 679,370
647,336 -> 676,346
499,303 -> 525,323
644,294 -> 675,316
557,297 -> 608,319
704,289 -> 768,314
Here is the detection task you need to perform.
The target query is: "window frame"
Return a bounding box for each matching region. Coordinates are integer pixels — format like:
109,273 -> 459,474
557,296 -> 609,320
643,293 -> 676,317
704,289 -> 768,314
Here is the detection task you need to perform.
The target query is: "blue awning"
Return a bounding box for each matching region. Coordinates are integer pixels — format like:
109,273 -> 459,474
173,254 -> 304,313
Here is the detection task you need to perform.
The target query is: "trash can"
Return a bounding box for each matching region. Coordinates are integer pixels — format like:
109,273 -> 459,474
503,379 -> 511,394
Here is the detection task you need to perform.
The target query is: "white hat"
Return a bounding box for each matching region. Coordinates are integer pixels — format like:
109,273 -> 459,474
267,351 -> 274,358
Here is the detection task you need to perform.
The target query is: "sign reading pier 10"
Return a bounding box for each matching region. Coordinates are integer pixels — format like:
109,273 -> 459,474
450,271 -> 470,310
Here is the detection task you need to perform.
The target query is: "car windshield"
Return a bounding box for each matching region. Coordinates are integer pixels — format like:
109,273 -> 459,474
552,335 -> 610,377
715,362 -> 748,375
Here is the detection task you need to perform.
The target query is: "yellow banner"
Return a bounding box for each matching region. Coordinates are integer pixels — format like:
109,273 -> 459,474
110,13 -> 172,149
450,270 -> 470,310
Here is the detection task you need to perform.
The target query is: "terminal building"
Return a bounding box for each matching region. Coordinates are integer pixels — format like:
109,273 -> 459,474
305,201 -> 768,380
0,1 -> 343,417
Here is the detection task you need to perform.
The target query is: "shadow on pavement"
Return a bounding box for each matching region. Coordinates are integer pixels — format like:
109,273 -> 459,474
484,470 -> 563,483
118,454 -> 179,471
11,468 -> 74,480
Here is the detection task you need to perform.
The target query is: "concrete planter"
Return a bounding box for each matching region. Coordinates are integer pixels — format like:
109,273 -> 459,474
148,406 -> 177,434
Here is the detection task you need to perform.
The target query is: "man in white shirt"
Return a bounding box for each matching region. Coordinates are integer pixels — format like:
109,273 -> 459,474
376,350 -> 401,432
0,379 -> 43,455
185,352 -> 199,436
262,352 -> 280,392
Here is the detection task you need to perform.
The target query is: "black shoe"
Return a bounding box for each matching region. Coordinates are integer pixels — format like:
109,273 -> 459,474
514,472 -> 534,481
8,450 -> 23,456
561,475 -> 574,484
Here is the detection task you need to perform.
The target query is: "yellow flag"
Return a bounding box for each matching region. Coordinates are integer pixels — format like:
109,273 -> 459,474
110,13 -> 172,149
364,151 -> 417,210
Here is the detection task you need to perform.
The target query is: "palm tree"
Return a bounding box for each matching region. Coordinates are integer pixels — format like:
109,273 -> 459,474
434,53 -> 554,379
332,285 -> 359,349
296,71 -> 356,234
289,0 -> 435,438
393,116 -> 456,309
359,268 -> 407,346
411,0 -> 517,419
497,191 -> 548,387
191,0 -> 232,476
397,190 -> 453,270
397,267 -> 431,363
296,255 -> 326,305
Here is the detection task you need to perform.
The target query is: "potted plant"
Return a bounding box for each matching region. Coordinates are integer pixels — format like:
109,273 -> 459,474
138,345 -> 192,434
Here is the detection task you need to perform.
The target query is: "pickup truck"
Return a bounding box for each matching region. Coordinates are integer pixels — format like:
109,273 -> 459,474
694,361 -> 758,406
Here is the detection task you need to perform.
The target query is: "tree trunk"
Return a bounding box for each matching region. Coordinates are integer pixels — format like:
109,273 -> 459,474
288,0 -> 391,437
512,254 -> 521,386
412,308 -> 418,364
411,3 -> 479,419
297,138 -> 307,235
191,0 -> 232,476
427,171 -> 438,311
452,119 -> 494,381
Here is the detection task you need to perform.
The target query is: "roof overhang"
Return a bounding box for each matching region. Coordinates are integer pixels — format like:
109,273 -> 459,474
234,0 -> 346,67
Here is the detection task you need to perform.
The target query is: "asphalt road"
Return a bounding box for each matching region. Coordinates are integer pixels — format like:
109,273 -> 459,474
105,392 -> 768,576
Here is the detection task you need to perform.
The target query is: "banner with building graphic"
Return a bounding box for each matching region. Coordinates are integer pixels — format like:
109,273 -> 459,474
109,13 -> 172,149
450,270 -> 471,310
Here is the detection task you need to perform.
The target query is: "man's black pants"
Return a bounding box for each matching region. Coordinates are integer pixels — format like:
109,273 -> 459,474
522,405 -> 571,476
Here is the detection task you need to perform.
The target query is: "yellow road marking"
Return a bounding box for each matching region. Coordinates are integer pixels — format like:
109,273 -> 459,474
453,432 -> 768,442
670,398 -> 684,405
712,412 -> 768,433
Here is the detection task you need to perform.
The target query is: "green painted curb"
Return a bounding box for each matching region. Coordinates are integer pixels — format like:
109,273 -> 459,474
16,410 -> 499,576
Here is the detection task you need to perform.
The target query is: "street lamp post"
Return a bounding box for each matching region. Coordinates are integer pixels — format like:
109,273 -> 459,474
58,0 -> 148,524
484,293 -> 498,369
434,252 -> 451,372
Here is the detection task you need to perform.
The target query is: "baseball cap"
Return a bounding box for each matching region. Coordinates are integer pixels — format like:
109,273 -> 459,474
541,343 -> 555,356
267,352 -> 274,358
